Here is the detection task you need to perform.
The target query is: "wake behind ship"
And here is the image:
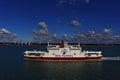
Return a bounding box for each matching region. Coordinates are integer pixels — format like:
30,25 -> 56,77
24,41 -> 102,61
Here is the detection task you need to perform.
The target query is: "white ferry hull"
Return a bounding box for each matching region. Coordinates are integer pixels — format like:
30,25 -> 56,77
24,56 -> 102,61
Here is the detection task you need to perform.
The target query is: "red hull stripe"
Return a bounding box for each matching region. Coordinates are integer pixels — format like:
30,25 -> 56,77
24,56 -> 102,61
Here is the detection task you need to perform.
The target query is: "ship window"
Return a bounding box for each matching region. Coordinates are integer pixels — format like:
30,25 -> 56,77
85,53 -> 88,56
41,53 -> 44,55
35,53 -> 41,56
74,53 -> 76,55
88,54 -> 91,56
28,53 -> 35,55
53,53 -> 55,55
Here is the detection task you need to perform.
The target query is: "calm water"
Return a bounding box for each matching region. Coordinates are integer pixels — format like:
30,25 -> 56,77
0,45 -> 120,80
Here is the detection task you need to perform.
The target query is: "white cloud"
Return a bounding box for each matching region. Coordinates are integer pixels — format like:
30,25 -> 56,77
71,20 -> 80,26
64,34 -> 67,37
53,34 -> 57,37
38,22 -> 47,29
0,28 -> 17,42
0,28 -> 10,34
40,29 -> 49,35
13,33 -> 16,36
32,22 -> 51,42
37,21 -> 49,35
104,28 -> 112,33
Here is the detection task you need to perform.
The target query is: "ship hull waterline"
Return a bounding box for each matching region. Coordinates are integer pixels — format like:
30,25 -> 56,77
24,56 -> 102,61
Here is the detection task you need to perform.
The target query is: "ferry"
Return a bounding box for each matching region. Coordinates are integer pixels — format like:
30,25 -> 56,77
24,41 -> 102,61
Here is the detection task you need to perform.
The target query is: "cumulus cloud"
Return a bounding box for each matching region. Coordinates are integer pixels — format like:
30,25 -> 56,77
0,28 -> 17,42
103,28 -> 112,33
38,22 -> 47,29
32,22 -> 50,42
64,34 -> 67,37
47,34 -> 62,43
71,20 -> 80,26
32,24 -> 120,43
53,34 -> 57,37
1,23 -> 118,44
85,0 -> 90,4
37,21 -> 49,35
0,28 -> 10,34
40,29 -> 49,35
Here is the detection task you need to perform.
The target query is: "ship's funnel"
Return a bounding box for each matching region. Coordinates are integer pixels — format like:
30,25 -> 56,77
60,41 -> 64,48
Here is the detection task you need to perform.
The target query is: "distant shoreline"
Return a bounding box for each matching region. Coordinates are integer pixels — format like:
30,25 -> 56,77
0,42 -> 120,46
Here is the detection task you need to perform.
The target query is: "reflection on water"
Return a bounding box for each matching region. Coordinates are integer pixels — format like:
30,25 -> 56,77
24,61 -> 103,80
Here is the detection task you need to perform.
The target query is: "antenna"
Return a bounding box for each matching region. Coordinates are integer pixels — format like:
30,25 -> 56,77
48,42 -> 49,46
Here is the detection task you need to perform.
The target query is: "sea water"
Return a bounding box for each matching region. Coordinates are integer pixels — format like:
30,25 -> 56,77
0,45 -> 120,80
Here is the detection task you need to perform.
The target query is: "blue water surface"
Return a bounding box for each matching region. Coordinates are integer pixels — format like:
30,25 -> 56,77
0,45 -> 120,80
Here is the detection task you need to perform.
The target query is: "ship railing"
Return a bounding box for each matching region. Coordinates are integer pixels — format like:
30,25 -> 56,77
47,47 -> 59,50
69,48 -> 80,50
83,51 -> 102,56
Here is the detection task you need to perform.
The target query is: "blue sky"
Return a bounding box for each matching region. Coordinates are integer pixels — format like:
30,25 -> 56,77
0,0 -> 120,43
